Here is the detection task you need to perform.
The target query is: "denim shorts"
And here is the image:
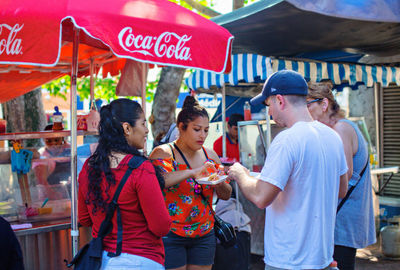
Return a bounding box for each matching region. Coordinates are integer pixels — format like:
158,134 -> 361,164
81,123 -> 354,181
100,251 -> 164,270
265,264 -> 331,270
162,230 -> 216,269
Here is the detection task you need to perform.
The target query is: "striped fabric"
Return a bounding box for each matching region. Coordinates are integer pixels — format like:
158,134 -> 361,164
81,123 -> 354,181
185,54 -> 273,90
185,54 -> 400,90
273,59 -> 400,88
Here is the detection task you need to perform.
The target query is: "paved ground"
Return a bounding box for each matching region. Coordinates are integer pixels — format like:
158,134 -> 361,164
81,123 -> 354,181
250,238 -> 400,270
356,240 -> 400,270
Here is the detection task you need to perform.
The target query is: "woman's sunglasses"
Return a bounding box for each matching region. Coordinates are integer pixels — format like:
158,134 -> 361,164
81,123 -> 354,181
306,98 -> 323,107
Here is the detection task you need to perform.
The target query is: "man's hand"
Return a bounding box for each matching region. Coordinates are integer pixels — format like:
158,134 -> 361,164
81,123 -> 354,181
227,162 -> 249,182
228,162 -> 280,209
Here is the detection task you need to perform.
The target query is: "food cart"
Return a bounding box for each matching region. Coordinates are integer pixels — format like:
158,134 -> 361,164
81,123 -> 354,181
0,1 -> 233,269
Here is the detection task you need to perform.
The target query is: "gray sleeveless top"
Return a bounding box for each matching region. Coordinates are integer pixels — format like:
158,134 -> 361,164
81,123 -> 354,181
334,119 -> 376,248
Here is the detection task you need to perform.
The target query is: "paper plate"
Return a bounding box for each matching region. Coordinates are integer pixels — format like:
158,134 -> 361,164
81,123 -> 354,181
196,175 -> 228,185
249,172 -> 261,178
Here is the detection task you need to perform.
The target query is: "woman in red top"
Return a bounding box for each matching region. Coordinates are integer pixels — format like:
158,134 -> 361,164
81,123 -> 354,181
150,96 -> 232,270
78,98 -> 171,270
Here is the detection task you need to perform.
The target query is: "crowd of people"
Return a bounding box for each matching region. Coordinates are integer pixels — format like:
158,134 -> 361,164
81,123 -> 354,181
75,70 -> 375,270
75,71 -> 376,270
2,70 -> 376,270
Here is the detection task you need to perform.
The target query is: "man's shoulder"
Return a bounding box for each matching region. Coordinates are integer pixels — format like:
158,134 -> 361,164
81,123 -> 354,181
274,121 -> 336,146
291,121 -> 336,136
149,144 -> 173,160
213,136 -> 223,145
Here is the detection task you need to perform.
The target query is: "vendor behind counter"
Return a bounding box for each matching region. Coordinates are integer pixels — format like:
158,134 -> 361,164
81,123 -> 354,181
32,125 -> 71,186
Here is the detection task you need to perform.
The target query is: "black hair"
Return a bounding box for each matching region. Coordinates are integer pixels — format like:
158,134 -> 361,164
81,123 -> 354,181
228,113 -> 244,126
43,124 -> 65,144
44,124 -> 53,131
176,96 -> 208,130
86,98 -> 165,214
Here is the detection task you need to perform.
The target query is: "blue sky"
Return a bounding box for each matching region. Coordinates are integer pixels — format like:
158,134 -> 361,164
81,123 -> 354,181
213,0 -> 233,14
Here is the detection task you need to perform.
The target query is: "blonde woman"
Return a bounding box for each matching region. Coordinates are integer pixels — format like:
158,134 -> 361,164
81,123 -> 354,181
307,82 -> 376,270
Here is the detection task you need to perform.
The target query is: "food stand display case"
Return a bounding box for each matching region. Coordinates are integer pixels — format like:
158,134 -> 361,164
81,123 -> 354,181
0,130 -> 94,270
237,119 -> 284,255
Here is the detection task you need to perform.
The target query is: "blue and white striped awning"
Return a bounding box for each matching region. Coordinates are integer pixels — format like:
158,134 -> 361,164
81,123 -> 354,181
272,59 -> 400,88
185,54 -> 273,90
185,54 -> 400,91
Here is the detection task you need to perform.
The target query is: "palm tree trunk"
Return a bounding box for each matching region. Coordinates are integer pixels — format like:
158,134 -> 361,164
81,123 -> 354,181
150,67 -> 185,143
2,88 -> 46,147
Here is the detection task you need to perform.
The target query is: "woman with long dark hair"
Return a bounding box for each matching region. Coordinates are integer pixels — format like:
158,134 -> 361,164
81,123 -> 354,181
78,98 -> 171,270
150,96 -> 232,270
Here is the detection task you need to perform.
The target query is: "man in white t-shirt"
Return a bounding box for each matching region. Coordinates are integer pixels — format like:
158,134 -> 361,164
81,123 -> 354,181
228,70 -> 348,270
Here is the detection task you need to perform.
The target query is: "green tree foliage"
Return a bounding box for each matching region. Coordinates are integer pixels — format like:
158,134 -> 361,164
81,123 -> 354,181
43,73 -> 159,103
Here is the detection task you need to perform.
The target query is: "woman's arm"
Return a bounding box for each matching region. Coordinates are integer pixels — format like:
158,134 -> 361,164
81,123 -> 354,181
77,165 -> 93,227
32,164 -> 49,186
136,161 -> 171,237
0,148 -> 40,164
215,181 -> 232,200
205,147 -> 232,200
150,145 -> 216,188
334,121 -> 357,181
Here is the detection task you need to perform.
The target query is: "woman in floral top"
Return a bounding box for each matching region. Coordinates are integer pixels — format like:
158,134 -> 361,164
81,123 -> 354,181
150,96 -> 232,270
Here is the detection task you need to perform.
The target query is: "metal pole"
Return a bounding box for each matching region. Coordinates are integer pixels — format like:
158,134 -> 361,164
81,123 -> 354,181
222,84 -> 226,158
257,124 -> 266,158
70,27 -> 80,256
89,58 -> 95,107
220,85 -> 240,212
266,107 -> 271,149
142,63 -> 147,155
374,82 -> 382,167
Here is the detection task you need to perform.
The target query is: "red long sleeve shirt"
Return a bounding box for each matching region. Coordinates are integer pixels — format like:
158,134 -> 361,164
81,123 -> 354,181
78,155 -> 171,266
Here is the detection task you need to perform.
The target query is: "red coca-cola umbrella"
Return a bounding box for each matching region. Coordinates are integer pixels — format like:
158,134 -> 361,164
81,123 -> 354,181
0,0 -> 233,256
0,0 -> 233,102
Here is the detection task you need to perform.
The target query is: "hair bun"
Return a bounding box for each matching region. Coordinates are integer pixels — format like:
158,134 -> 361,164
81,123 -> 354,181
182,95 -> 199,109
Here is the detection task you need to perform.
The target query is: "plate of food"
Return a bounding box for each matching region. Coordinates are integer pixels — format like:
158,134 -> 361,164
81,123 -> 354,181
196,174 -> 228,185
249,172 -> 261,178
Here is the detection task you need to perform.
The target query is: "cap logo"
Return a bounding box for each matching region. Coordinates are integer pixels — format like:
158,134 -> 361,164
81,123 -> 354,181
271,87 -> 277,93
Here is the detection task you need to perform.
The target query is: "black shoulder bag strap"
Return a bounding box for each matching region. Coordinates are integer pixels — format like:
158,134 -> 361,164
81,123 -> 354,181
172,143 -> 216,214
98,155 -> 146,257
168,143 -> 176,160
337,157 -> 369,214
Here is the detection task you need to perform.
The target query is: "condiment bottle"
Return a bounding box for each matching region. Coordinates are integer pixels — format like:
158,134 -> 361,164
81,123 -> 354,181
328,261 -> 339,270
247,153 -> 253,170
244,101 -> 251,121
52,106 -> 63,130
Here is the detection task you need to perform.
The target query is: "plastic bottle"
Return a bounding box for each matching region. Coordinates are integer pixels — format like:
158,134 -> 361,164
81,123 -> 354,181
244,101 -> 251,121
247,153 -> 253,170
329,261 -> 339,269
370,146 -> 378,168
52,106 -> 64,131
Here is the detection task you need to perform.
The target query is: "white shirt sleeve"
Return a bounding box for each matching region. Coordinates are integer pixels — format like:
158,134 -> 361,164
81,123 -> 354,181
259,141 -> 294,191
168,127 -> 179,142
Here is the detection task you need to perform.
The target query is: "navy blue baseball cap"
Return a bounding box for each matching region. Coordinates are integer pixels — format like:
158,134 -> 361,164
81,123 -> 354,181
250,70 -> 308,105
